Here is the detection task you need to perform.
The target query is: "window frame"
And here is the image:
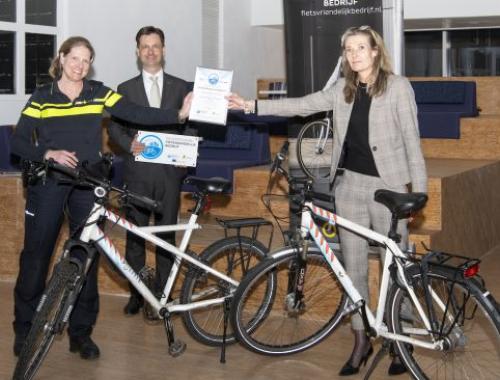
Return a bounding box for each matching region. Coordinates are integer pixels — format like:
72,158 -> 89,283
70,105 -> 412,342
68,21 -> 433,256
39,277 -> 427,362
405,26 -> 500,77
0,0 -> 62,100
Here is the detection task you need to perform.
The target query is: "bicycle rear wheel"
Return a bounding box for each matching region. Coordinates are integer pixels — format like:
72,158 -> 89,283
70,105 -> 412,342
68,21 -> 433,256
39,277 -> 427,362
181,236 -> 269,346
231,246 -> 347,355
387,266 -> 500,380
297,119 -> 334,180
13,259 -> 79,380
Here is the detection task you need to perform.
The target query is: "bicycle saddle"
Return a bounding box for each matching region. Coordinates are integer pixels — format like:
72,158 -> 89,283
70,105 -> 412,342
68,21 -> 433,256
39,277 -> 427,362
184,176 -> 231,194
374,190 -> 428,219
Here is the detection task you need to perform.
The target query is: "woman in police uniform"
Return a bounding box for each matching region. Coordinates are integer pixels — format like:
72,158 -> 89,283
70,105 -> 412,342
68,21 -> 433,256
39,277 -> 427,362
11,36 -> 192,360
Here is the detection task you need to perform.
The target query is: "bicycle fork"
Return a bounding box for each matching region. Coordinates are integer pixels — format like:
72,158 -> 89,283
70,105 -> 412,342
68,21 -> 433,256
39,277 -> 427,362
285,241 -> 309,315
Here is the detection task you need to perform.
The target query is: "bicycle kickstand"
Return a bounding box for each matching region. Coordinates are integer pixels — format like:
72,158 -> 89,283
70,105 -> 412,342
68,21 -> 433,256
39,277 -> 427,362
220,297 -> 231,364
363,339 -> 391,380
162,310 -> 186,357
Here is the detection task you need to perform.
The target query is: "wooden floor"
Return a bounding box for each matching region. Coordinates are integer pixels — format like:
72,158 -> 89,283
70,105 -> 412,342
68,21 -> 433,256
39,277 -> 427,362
2,245 -> 500,380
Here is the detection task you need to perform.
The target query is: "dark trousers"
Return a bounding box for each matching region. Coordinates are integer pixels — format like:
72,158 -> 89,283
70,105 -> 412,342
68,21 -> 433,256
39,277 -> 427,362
125,177 -> 182,297
13,179 -> 99,338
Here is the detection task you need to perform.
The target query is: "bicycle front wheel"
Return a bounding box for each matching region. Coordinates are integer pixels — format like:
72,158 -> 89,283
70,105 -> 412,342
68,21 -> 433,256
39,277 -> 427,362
387,266 -> 500,380
231,246 -> 347,355
181,236 -> 269,346
13,259 -> 79,380
297,119 -> 334,180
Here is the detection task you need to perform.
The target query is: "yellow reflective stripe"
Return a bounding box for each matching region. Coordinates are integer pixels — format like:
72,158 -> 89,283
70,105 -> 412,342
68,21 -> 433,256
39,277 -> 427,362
40,104 -> 104,117
104,93 -> 122,107
39,102 -> 74,109
94,90 -> 113,102
22,107 -> 41,118
31,101 -> 42,108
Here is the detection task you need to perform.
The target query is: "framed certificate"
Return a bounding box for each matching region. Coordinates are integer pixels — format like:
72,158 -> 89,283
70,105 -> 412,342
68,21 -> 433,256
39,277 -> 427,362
189,66 -> 233,125
135,131 -> 199,167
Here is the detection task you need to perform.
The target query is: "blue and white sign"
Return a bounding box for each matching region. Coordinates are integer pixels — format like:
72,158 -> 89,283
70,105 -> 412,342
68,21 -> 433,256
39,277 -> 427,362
135,131 -> 199,167
139,134 -> 163,160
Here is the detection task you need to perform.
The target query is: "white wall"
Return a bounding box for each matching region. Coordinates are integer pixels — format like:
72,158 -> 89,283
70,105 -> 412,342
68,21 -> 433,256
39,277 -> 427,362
0,0 -> 202,124
66,0 -> 202,89
404,0 -> 500,20
222,0 -> 285,98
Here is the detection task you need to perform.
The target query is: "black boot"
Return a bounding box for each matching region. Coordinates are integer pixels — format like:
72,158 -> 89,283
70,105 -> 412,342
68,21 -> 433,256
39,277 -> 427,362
123,294 -> 144,315
69,335 -> 100,360
339,330 -> 373,376
13,333 -> 27,357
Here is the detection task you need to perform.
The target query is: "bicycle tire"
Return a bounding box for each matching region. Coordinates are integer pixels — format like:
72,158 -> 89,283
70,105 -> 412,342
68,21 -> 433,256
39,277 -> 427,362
231,246 -> 347,355
297,119 -> 334,180
181,236 -> 269,346
13,259 -> 79,380
386,265 -> 500,380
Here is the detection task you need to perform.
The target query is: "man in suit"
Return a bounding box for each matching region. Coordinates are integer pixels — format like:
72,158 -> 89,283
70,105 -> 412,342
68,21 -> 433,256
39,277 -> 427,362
108,26 -> 192,317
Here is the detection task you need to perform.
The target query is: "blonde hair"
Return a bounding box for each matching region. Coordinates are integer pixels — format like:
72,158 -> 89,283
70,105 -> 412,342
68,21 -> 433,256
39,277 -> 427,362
340,26 -> 393,103
49,36 -> 95,79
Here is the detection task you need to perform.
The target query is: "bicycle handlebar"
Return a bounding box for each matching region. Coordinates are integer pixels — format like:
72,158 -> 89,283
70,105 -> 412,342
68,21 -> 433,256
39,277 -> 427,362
45,160 -> 162,213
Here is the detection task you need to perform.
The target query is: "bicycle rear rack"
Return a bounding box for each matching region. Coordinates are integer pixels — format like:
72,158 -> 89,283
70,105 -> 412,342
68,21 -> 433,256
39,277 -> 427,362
216,217 -> 274,252
402,249 -> 481,280
396,250 -> 482,344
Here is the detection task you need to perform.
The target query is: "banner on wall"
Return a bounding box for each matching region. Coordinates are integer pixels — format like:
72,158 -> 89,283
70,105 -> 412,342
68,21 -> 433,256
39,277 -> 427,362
283,0 -> 383,99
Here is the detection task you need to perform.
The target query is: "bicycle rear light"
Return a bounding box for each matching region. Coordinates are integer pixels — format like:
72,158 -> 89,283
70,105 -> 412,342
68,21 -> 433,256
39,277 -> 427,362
463,263 -> 479,278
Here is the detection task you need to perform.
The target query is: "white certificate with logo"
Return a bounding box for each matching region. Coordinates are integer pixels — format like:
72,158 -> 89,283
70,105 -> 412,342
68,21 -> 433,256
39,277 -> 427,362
135,131 -> 199,167
189,66 -> 233,125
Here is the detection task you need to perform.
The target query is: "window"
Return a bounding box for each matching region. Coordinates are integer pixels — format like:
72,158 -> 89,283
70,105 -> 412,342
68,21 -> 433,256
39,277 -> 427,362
405,28 -> 500,77
449,29 -> 500,76
25,0 -> 55,26
0,0 -> 59,97
25,33 -> 54,93
405,31 -> 442,77
0,31 -> 15,93
0,0 -> 16,22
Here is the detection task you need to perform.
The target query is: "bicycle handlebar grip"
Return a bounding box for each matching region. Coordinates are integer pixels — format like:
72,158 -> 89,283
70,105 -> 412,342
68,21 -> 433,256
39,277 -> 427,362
46,159 -> 80,178
128,192 -> 162,213
311,191 -> 334,203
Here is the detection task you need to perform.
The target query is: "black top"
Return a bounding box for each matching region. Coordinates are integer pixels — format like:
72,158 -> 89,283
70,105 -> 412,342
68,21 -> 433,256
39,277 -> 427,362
342,83 -> 379,177
11,80 -> 181,164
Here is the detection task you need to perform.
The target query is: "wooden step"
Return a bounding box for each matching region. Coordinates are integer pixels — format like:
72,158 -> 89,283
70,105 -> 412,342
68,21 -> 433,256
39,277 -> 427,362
422,114 -> 500,160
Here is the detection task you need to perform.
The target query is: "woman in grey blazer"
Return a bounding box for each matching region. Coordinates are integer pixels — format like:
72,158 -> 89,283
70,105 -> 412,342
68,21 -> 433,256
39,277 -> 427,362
229,26 -> 427,376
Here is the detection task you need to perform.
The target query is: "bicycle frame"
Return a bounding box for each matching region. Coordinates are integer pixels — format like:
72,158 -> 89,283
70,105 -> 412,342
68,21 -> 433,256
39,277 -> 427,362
77,200 -> 240,318
299,201 -> 445,351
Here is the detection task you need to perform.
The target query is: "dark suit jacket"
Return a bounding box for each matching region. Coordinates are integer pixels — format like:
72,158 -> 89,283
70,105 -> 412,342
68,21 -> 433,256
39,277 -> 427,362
108,73 -> 191,183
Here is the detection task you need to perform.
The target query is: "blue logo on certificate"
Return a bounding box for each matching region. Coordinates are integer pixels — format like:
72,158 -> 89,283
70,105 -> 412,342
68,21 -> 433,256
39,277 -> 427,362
139,134 -> 163,159
208,73 -> 219,85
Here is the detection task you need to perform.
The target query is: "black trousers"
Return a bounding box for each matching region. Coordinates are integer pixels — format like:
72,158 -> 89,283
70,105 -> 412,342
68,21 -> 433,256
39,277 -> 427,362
124,175 -> 182,297
13,179 -> 99,338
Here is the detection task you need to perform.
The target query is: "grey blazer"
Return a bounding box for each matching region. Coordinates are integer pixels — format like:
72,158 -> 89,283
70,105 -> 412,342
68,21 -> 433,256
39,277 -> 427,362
258,75 -> 427,193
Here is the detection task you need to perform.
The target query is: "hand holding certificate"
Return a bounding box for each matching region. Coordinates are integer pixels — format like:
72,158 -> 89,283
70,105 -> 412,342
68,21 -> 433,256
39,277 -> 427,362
189,67 -> 233,125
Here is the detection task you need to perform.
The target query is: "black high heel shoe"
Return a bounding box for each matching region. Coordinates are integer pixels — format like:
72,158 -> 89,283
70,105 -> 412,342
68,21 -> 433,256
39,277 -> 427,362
388,344 -> 412,375
339,345 -> 374,376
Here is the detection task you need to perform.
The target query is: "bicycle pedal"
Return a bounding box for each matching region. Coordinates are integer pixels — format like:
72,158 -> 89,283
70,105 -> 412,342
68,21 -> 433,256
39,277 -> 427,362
168,339 -> 187,357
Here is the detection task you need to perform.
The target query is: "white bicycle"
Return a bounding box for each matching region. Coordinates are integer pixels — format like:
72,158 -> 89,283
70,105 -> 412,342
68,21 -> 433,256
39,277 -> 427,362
230,145 -> 500,379
13,158 -> 273,380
